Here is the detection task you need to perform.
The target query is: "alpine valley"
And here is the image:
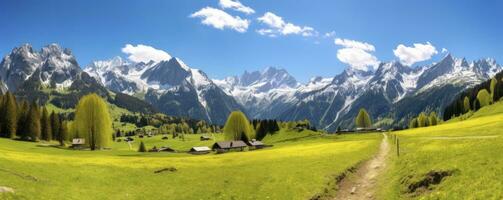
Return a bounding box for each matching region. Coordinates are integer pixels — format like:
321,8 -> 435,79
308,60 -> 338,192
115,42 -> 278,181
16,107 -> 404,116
1,44 -> 501,130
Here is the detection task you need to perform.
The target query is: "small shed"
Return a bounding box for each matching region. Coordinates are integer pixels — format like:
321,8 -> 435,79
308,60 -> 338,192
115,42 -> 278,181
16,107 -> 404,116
149,146 -> 176,153
200,135 -> 211,141
247,139 -> 265,149
71,138 -> 85,149
212,140 -> 247,152
189,146 -> 212,154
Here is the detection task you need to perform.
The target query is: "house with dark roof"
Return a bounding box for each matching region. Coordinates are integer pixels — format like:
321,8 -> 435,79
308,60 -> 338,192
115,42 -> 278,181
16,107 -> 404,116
212,140 -> 248,152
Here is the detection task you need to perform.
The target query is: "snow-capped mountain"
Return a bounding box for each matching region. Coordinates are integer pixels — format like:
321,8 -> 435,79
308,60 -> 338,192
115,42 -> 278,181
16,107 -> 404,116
0,44 -> 81,91
85,56 -> 243,124
217,54 -> 501,130
0,44 -> 159,114
214,67 -> 305,118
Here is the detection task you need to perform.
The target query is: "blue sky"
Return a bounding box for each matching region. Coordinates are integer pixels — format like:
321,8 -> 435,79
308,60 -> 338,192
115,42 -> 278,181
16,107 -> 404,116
1,0 -> 502,82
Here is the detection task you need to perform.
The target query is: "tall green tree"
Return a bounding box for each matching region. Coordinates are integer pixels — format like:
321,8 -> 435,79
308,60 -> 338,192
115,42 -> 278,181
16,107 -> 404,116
26,102 -> 41,141
409,118 -> 418,129
223,111 -> 253,142
16,100 -> 29,139
2,92 -> 17,138
417,112 -> 429,127
73,94 -> 113,150
490,77 -> 497,101
463,96 -> 471,113
429,112 -> 438,126
58,120 -> 69,146
355,108 -> 372,128
50,111 -> 60,141
477,89 -> 491,107
41,107 -> 52,141
138,141 -> 147,152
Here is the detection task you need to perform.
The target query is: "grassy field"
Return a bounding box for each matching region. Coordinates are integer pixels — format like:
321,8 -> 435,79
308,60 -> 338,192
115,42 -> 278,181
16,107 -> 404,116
377,101 -> 503,199
0,130 -> 381,200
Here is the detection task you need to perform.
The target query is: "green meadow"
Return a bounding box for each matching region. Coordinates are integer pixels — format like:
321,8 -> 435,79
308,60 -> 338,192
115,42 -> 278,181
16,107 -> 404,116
377,101 -> 503,199
0,130 -> 381,200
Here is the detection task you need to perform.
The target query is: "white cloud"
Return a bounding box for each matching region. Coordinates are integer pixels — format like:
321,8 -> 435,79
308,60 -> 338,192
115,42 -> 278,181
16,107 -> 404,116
441,48 -> 448,53
121,44 -> 171,63
335,38 -> 375,51
334,38 -> 379,71
257,12 -> 316,37
393,42 -> 438,66
190,7 -> 250,33
323,31 -> 336,38
219,0 -> 255,14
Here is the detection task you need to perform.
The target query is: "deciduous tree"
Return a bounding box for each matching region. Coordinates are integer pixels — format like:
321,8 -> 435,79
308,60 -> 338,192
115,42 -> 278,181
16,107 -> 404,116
223,111 -> 253,142
355,108 -> 372,128
73,94 -> 112,150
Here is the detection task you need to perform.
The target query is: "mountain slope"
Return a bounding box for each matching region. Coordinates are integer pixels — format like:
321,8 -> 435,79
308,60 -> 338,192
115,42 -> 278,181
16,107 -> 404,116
0,44 -> 157,114
218,54 -> 501,131
86,56 -> 244,124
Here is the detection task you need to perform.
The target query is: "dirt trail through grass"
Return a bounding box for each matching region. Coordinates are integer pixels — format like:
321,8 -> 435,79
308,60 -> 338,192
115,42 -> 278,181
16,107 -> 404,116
335,133 -> 389,200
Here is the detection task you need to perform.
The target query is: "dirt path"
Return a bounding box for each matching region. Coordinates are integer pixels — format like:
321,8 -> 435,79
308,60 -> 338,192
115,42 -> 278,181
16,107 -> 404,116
334,133 -> 389,200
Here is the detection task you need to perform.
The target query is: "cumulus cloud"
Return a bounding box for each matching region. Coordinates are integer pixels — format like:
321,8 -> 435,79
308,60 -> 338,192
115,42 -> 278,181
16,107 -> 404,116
121,44 -> 171,63
393,42 -> 438,66
441,48 -> 448,54
334,38 -> 379,71
219,0 -> 255,14
257,12 -> 316,37
190,7 -> 250,33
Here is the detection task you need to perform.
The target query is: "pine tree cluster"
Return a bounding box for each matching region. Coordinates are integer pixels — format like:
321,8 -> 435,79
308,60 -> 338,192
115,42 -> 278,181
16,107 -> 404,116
252,119 -> 280,140
0,92 -> 68,143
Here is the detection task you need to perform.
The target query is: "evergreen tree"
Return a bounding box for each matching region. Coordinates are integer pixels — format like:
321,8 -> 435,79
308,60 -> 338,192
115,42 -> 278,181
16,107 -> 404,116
16,101 -> 29,138
417,112 -> 429,127
74,94 -> 113,150
3,92 -> 17,138
50,112 -> 60,141
409,118 -> 418,129
463,96 -> 471,113
429,112 -> 438,126
255,122 -> 268,140
58,120 -> 69,146
494,80 -> 503,102
355,108 -> 372,128
26,102 -> 41,141
41,107 -> 52,141
138,141 -> 147,152
223,111 -> 253,142
477,89 -> 491,107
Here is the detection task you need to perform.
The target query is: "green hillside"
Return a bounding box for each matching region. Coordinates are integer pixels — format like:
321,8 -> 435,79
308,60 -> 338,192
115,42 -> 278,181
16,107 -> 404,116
377,101 -> 503,199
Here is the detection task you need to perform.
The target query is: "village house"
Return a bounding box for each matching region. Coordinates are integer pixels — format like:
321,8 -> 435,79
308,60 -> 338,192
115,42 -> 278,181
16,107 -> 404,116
212,140 -> 248,152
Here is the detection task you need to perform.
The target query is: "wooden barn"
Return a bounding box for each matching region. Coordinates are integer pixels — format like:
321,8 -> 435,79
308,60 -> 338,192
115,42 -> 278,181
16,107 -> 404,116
212,140 -> 248,152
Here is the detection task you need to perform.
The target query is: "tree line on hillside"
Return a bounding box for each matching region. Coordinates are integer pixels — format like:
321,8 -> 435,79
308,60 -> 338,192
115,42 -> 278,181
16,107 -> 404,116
0,92 -> 69,144
444,73 -> 503,120
409,112 -> 439,128
223,111 -> 317,142
119,113 -> 218,133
